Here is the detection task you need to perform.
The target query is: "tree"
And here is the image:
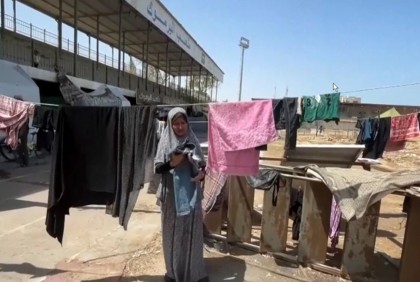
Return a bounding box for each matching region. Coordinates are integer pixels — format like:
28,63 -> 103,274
189,75 -> 217,101
128,57 -> 137,75
190,75 -> 216,93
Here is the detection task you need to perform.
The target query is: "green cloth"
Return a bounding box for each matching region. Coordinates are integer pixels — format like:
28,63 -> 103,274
302,96 -> 318,122
302,93 -> 341,123
316,93 -> 340,121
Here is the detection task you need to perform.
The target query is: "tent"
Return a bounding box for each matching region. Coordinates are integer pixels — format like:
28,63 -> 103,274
380,107 -> 400,118
0,59 -> 40,103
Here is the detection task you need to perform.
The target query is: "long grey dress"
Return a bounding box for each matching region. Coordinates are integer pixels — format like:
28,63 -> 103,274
154,107 -> 207,282
160,172 -> 207,281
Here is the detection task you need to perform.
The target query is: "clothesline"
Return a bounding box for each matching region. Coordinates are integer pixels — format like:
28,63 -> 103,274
156,102 -> 213,108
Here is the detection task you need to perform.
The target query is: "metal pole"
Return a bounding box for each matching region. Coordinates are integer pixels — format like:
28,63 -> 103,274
145,22 -> 150,91
96,15 -> 99,66
105,55 -> 108,83
88,33 -> 91,59
58,0 -> 63,57
178,75 -> 181,98
13,0 -> 16,32
73,0 -> 78,76
205,71 -> 208,102
178,51 -> 182,98
156,53 -> 160,93
238,46 -> 245,101
111,47 -> 114,67
0,0 -> 4,58
190,59 -> 193,101
166,61 -> 171,96
122,31 -> 125,73
210,76 -> 214,101
165,39 -> 169,96
216,80 -> 219,102
0,0 -> 4,30
198,66 -> 202,103
142,43 -> 145,79
117,0 -> 122,86
185,71 -> 188,102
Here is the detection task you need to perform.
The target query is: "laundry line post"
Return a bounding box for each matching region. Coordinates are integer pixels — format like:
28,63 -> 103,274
238,37 -> 249,102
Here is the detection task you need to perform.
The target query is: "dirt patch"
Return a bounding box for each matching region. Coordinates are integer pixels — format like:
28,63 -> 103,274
124,231 -> 165,279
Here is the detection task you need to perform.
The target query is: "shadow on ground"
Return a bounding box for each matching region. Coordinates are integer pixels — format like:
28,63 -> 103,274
80,256 -> 246,282
0,198 -> 46,212
0,262 -> 64,278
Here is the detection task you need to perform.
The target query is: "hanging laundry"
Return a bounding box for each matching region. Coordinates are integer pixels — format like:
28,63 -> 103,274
302,92 -> 341,123
109,106 -> 157,228
362,117 -> 391,159
0,95 -> 35,149
47,107 -> 119,244
208,100 -> 278,176
316,93 -> 341,121
418,113 -> 420,130
202,170 -> 228,214
272,97 -> 301,149
32,105 -> 59,130
329,197 -> 341,251
289,187 -> 303,241
245,169 -> 285,206
32,105 -> 59,152
46,106 -> 157,243
147,118 -> 167,194
302,96 -> 318,123
390,113 -> 420,142
355,118 -> 377,144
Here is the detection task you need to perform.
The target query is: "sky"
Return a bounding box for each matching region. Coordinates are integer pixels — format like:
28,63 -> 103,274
4,0 -> 420,105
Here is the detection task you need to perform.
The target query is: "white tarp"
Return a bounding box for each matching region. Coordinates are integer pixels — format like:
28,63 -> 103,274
0,59 -> 40,103
58,73 -> 131,107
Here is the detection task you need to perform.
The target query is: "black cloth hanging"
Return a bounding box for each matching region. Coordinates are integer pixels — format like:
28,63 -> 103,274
356,118 -> 379,148
245,169 -> 285,206
272,98 -> 300,149
47,107 -> 119,244
32,105 -> 59,130
289,188 -> 303,240
362,117 -> 391,159
32,105 -> 59,152
46,106 -> 157,244
110,106 -> 157,229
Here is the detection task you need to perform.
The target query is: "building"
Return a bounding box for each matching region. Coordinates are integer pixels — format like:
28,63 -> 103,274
0,0 -> 224,105
340,96 -> 361,103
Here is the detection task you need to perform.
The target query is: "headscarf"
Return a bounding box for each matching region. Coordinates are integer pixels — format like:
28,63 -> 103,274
154,107 -> 205,167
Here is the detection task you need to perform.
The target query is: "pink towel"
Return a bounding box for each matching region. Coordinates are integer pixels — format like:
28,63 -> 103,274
0,95 -> 35,149
390,113 -> 420,142
208,100 -> 277,176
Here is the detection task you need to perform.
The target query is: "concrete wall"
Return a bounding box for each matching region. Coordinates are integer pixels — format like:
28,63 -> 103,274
341,102 -> 420,118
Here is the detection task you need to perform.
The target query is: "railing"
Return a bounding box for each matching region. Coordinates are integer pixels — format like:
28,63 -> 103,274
1,14 -> 214,102
3,14 -> 128,72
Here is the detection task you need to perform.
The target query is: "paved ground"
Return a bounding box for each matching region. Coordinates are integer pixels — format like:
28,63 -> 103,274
0,156 -> 328,282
